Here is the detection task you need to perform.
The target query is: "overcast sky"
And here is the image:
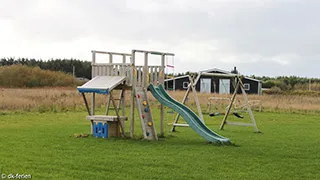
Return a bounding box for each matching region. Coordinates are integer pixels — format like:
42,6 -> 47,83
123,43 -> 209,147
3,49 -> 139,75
0,0 -> 319,77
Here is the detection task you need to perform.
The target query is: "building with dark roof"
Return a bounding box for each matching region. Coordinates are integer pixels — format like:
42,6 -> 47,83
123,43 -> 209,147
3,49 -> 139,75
164,67 -> 262,95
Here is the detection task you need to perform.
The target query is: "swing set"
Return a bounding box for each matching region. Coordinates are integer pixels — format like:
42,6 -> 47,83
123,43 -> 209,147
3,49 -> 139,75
171,72 -> 260,133
207,97 -> 232,116
206,78 -> 244,118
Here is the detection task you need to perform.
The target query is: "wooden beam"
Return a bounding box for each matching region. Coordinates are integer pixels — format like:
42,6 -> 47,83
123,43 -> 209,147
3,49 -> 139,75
91,63 -> 131,66
143,52 -> 148,88
120,83 -> 126,131
160,55 -> 165,136
105,94 -> 111,115
110,92 -> 126,137
82,93 -> 93,134
171,73 -> 201,132
218,77 -> 260,132
189,75 -> 204,123
201,72 -> 239,78
219,80 -> 240,130
91,93 -> 95,116
92,93 -> 96,135
82,93 -> 91,116
91,50 -> 131,56
239,79 -> 260,132
132,49 -> 175,56
173,123 -> 189,127
86,115 -> 128,121
130,50 -> 136,138
170,82 -> 192,132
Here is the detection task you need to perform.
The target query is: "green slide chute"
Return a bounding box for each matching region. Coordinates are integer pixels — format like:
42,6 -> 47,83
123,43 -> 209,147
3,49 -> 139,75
148,84 -> 231,144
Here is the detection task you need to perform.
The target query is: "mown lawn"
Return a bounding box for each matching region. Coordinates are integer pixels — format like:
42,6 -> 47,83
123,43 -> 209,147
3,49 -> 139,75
0,109 -> 319,180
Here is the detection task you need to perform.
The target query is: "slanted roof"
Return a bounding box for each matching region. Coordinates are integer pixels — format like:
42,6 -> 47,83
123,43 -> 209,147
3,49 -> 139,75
77,76 -> 126,94
201,68 -> 262,82
199,68 -> 231,74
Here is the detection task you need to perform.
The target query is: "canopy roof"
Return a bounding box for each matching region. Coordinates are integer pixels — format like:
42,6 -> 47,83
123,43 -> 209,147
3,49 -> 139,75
77,76 -> 126,94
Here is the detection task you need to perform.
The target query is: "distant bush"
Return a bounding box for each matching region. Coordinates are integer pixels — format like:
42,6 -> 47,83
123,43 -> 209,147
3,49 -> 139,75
259,76 -> 320,91
0,65 -> 84,88
262,80 -> 275,88
263,86 -> 282,94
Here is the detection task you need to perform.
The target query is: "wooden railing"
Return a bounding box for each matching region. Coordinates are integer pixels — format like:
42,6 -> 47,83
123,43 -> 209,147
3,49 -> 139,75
92,63 -> 133,85
135,66 -> 162,87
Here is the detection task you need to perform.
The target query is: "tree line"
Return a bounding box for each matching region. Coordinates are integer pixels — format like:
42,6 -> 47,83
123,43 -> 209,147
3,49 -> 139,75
0,58 -> 91,79
1,58 -> 319,91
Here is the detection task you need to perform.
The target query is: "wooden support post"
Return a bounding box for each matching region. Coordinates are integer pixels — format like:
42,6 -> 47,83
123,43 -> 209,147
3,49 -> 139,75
189,75 -> 204,123
110,92 -> 126,137
109,54 -> 113,63
82,93 -> 94,134
143,53 -> 148,88
90,51 -> 96,135
106,94 -> 111,115
219,76 -> 260,132
122,55 -> 126,63
117,90 -> 123,110
92,51 -> 96,77
91,92 -> 96,134
130,50 -> 136,138
120,84 -> 126,130
91,93 -> 95,115
121,87 -> 125,116
160,54 -> 165,136
239,78 -> 260,132
82,93 -> 91,116
219,80 -> 240,130
150,66 -> 154,84
170,85 -> 191,131
171,73 -> 201,132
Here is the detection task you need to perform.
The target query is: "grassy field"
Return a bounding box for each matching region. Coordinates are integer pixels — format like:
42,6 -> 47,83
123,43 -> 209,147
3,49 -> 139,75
0,107 -> 319,179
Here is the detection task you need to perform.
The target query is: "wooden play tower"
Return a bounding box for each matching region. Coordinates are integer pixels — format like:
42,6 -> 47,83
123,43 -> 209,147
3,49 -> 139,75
77,49 -> 174,140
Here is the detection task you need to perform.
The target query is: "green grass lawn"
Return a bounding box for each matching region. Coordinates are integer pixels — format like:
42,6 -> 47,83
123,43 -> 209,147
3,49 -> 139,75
0,109 -> 319,180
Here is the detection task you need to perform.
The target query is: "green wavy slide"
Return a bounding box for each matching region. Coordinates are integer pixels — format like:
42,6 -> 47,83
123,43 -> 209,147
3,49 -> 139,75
148,84 -> 231,144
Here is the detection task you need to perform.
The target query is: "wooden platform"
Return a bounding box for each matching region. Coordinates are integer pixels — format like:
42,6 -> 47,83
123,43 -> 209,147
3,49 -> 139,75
86,115 -> 128,122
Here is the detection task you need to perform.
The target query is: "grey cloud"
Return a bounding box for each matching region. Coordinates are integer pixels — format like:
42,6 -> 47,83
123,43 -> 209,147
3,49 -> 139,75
0,0 -> 319,77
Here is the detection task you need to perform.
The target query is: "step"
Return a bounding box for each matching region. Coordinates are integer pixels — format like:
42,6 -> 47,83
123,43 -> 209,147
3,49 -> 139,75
86,115 -> 128,122
173,123 -> 189,127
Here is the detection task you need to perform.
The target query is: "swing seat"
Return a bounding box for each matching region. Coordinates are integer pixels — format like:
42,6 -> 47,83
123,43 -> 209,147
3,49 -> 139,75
233,112 -> 244,119
209,112 -> 220,117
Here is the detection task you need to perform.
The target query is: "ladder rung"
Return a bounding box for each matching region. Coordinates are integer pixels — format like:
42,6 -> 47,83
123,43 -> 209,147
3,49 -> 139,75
173,123 -> 189,127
